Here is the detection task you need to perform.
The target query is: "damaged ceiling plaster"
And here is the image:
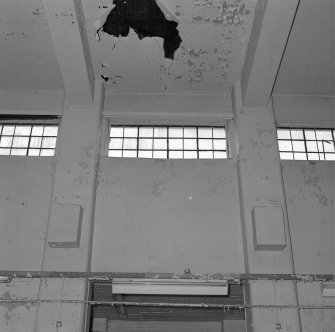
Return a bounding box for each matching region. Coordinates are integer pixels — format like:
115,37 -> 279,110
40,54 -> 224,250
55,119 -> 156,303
88,0 -> 257,93
101,0 -> 182,60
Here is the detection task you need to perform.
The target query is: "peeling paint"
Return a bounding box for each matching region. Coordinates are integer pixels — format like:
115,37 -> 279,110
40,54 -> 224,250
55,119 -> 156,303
101,0 -> 182,59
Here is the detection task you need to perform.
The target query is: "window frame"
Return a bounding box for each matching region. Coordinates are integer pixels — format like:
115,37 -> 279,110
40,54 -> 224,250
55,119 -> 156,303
0,116 -> 60,157
102,119 -> 235,160
277,127 -> 335,161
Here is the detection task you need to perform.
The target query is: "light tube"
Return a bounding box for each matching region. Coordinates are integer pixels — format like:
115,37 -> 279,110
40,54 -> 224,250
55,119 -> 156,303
322,282 -> 335,297
112,278 -> 228,296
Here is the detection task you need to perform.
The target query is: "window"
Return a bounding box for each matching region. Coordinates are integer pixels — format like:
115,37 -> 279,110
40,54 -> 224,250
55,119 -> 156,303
0,120 -> 59,156
277,128 -> 335,161
108,125 -> 227,159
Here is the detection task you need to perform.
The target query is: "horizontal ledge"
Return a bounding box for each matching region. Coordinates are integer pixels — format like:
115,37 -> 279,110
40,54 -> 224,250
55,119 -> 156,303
0,299 -> 334,310
103,112 -> 233,125
0,271 -> 334,282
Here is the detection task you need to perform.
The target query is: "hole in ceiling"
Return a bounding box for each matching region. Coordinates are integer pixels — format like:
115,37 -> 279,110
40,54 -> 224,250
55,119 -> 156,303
102,0 -> 182,60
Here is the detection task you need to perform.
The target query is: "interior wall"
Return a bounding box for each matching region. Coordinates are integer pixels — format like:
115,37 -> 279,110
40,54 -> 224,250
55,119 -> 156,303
91,158 -> 244,274
282,161 -> 335,331
0,157 -> 54,271
282,162 -> 335,274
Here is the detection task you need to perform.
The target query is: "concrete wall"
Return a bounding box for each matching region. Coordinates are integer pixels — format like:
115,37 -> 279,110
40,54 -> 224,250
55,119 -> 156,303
0,91 -> 335,330
283,161 -> 335,332
283,162 -> 335,275
0,157 -> 53,271
91,158 -> 244,274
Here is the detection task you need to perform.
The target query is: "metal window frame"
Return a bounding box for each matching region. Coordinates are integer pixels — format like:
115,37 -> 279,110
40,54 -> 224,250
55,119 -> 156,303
107,124 -> 229,160
277,127 -> 335,161
0,117 -> 60,157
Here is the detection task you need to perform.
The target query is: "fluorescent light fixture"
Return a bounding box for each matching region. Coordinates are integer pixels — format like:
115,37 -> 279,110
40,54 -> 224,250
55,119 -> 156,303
0,276 -> 12,283
112,278 -> 228,296
321,282 -> 335,297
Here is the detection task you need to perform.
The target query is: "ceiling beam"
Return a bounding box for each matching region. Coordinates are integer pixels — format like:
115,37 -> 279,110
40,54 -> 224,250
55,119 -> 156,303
241,0 -> 300,108
43,0 -> 95,105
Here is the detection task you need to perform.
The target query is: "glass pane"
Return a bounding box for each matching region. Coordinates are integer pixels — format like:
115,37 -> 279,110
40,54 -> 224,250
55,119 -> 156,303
123,150 -> 137,158
11,149 -> 27,156
169,151 -> 183,159
184,139 -> 197,150
108,150 -> 122,157
0,125 -> 2,134
42,137 -> 57,149
110,127 -> 124,137
139,138 -> 153,150
213,139 -> 226,150
44,126 -> 58,136
294,153 -> 307,160
124,127 -> 138,137
0,148 -> 10,155
280,152 -> 294,160
317,141 -> 324,152
32,126 -> 44,136
40,149 -> 55,156
154,127 -> 167,138
0,136 -> 13,147
325,154 -> 335,160
139,127 -> 153,137
184,151 -> 197,159
278,140 -> 292,151
123,138 -> 137,149
28,149 -> 40,156
12,137 -> 29,148
153,150 -> 167,159
291,129 -> 304,140
109,138 -> 123,149
169,139 -> 183,150
199,139 -> 212,150
199,151 -> 213,159
198,128 -> 212,138
324,141 -> 335,152
306,141 -> 318,152
307,153 -> 319,160
316,130 -> 332,141
277,129 -> 291,139
138,150 -> 152,158
304,130 -> 316,140
15,126 -> 31,136
292,141 -> 306,152
184,128 -> 197,138
29,137 -> 42,148
154,138 -> 167,150
213,128 -> 226,138
2,125 -> 15,135
214,151 -> 227,159
169,127 -> 183,138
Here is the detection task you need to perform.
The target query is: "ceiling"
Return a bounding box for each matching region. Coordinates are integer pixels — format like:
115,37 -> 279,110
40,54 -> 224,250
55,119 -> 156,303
0,0 -> 333,102
0,0 -> 63,90
273,0 -> 335,96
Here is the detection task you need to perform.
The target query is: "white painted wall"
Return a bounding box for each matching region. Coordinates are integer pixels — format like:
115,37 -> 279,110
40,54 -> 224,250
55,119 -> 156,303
91,158 -> 244,274
283,162 -> 335,274
283,161 -> 335,331
0,157 -> 53,270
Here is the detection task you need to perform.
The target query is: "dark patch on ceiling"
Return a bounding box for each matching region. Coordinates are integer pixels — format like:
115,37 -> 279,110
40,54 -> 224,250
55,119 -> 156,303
102,0 -> 182,59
